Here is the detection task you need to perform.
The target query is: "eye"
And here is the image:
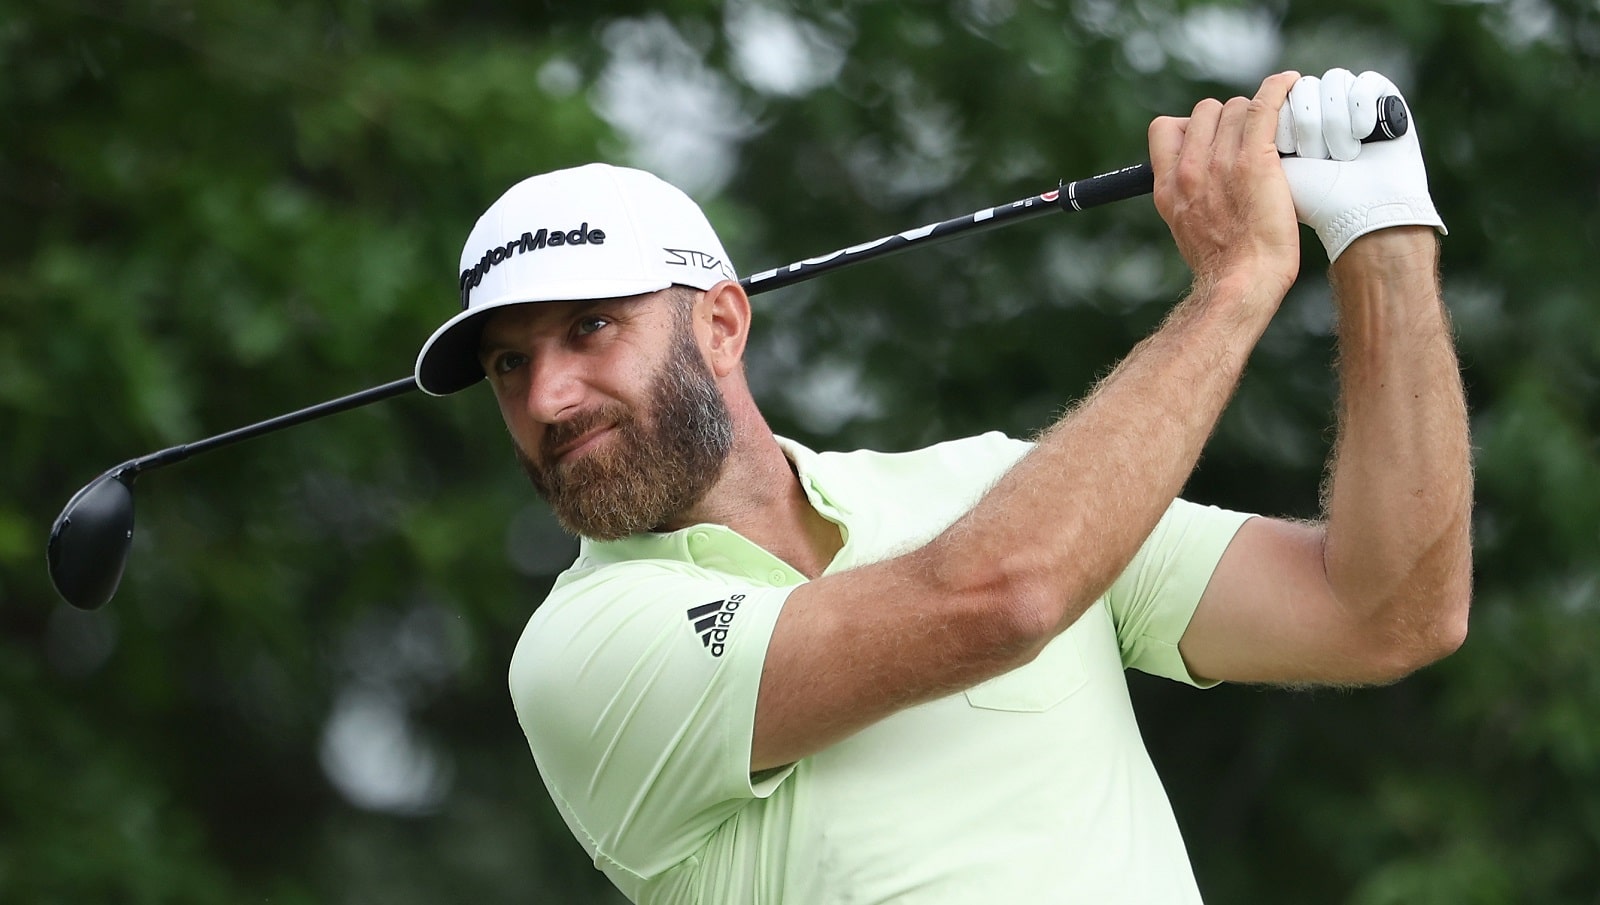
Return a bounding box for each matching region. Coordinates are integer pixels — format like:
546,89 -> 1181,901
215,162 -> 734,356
574,315 -> 610,337
491,351 -> 528,376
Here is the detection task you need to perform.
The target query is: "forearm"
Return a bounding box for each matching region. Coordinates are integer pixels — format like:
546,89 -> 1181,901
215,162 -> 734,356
925,74 -> 1304,647
756,282 -> 1274,768
753,76 -> 1313,767
928,271 -> 1279,639
1322,228 -> 1472,656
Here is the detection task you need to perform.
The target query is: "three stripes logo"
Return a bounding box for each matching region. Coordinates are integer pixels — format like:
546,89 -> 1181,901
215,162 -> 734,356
686,594 -> 746,658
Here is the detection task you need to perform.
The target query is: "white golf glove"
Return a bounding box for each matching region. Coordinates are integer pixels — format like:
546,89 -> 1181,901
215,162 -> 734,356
1276,68 -> 1446,261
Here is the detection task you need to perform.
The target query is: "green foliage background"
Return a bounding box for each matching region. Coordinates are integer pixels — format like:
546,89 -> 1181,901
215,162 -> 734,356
3,0 -> 1597,902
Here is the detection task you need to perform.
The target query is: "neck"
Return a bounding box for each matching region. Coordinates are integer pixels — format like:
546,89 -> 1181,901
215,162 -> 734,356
664,401 -> 842,580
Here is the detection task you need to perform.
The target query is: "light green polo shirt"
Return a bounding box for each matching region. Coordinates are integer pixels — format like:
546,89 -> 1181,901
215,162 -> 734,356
509,432 -> 1253,904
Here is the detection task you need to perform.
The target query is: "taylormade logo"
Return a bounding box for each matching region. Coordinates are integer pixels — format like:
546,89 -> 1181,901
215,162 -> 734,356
686,594 -> 745,657
458,223 -> 606,308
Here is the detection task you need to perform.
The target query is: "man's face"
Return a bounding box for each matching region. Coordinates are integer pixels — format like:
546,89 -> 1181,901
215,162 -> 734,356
482,291 -> 733,540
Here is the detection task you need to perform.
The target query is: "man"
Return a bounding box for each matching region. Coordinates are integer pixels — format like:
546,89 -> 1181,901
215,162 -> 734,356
414,69 -> 1471,903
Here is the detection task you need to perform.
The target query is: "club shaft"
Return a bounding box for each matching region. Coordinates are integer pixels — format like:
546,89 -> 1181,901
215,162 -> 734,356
127,376 -> 419,474
53,99 -> 1415,610
739,164 -> 1153,296
103,90 -> 1416,475
77,93 -> 1419,477
740,95 -> 1409,294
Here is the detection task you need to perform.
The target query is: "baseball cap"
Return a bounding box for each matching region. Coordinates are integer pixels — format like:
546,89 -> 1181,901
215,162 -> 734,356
414,163 -> 736,396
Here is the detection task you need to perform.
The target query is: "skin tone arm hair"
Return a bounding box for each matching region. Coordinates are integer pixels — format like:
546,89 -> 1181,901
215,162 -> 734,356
1179,226 -> 1471,685
752,72 -> 1323,771
478,76 -> 1471,771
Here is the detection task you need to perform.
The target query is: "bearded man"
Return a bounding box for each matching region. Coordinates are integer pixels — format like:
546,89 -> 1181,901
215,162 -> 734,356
413,69 -> 1471,903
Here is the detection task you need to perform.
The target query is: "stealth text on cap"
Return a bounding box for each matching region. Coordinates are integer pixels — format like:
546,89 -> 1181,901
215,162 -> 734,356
458,223 -> 607,309
664,247 -> 735,281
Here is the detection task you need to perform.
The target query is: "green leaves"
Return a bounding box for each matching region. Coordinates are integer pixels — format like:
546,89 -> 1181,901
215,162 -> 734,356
3,1 -> 1596,902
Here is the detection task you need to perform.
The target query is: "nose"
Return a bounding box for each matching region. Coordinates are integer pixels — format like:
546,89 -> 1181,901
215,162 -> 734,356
521,347 -> 590,425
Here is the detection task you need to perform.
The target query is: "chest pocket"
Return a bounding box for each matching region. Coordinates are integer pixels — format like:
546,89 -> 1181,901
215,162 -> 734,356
964,626 -> 1088,712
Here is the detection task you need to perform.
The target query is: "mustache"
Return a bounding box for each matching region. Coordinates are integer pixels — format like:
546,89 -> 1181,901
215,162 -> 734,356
539,403 -> 632,464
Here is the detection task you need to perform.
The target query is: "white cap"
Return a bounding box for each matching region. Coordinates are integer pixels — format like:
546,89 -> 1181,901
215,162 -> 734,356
414,163 -> 736,395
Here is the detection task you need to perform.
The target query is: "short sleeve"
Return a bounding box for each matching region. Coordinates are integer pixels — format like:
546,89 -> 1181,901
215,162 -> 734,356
1104,499 -> 1254,686
508,562 -> 796,880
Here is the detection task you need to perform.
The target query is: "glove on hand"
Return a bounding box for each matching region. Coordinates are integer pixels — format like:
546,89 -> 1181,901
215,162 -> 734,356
1276,68 -> 1446,261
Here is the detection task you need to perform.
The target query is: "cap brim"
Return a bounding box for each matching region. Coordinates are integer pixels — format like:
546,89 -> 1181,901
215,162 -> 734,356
414,279 -> 672,396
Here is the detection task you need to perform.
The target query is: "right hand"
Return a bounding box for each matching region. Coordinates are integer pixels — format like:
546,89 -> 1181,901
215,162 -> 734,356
1149,71 -> 1302,297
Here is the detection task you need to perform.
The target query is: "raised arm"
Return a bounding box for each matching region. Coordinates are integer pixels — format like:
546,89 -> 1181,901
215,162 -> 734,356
1179,71 -> 1472,685
752,72 -> 1305,771
1178,228 -> 1471,684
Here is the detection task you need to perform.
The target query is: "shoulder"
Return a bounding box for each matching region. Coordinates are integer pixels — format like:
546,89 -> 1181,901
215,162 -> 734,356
794,431 -> 1031,501
514,560 -> 734,671
510,559 -> 791,702
815,431 -> 1031,472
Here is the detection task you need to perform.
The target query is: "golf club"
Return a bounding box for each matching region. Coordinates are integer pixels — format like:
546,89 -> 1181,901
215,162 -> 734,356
46,97 -> 1410,611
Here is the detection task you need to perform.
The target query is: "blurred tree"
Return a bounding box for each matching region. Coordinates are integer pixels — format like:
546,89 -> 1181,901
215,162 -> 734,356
1,0 -> 1595,902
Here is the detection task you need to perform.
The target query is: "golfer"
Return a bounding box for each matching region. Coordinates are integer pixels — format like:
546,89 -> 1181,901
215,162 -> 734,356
414,69 -> 1471,903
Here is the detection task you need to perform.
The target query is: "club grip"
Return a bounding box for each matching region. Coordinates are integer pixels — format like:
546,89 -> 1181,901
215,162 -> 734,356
1057,94 -> 1409,213
1059,164 -> 1154,211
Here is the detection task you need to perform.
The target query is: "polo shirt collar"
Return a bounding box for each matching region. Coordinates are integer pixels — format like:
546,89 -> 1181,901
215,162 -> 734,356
572,436 -> 847,577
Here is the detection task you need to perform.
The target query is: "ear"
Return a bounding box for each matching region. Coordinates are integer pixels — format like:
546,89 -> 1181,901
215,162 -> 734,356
696,279 -> 751,378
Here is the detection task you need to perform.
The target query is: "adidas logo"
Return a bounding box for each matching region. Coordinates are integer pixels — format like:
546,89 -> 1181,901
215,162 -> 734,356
686,594 -> 746,658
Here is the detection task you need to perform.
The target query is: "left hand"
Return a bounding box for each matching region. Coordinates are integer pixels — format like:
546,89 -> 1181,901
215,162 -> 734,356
1276,68 -> 1447,262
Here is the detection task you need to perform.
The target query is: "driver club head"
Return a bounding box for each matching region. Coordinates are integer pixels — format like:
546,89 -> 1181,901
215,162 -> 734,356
48,466 -> 137,610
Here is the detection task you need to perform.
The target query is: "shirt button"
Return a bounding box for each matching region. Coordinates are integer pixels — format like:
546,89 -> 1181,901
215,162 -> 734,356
769,569 -> 787,583
689,531 -> 710,547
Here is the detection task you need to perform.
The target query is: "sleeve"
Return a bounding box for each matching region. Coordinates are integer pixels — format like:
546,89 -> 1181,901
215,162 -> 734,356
1103,499 -> 1255,686
507,562 -> 796,881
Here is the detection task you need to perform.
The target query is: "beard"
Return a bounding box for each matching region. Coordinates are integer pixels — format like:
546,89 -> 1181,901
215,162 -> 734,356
514,314 -> 735,541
